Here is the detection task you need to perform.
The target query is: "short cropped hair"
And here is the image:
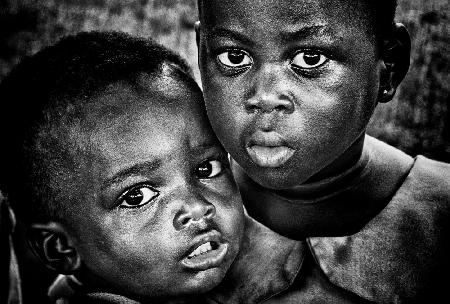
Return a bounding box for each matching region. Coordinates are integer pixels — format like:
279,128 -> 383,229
363,0 -> 398,40
0,31 -> 199,225
197,0 -> 398,44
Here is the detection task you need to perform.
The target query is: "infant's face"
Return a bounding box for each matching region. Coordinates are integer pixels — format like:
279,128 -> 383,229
59,72 -> 244,300
198,0 -> 382,189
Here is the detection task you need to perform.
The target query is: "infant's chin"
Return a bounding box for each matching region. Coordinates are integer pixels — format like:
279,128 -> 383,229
184,266 -> 229,293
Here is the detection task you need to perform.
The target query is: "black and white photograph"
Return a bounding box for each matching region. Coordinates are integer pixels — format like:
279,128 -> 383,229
1,0 -> 449,303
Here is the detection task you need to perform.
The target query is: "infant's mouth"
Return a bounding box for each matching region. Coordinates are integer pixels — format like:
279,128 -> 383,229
187,241 -> 219,258
182,234 -> 228,271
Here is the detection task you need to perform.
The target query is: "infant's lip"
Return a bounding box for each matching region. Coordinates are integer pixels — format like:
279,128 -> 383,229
185,230 -> 222,255
181,230 -> 229,271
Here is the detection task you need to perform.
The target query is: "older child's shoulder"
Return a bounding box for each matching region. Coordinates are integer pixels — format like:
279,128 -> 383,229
309,153 -> 450,303
366,135 -> 450,204
401,154 -> 450,200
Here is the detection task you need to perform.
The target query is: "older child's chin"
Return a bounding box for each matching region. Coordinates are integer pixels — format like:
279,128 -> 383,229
246,165 -> 312,190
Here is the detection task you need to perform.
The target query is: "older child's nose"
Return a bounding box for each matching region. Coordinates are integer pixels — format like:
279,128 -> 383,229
245,64 -> 295,114
173,197 -> 216,230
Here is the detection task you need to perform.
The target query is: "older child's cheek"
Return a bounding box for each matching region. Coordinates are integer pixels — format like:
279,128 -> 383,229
204,77 -> 241,126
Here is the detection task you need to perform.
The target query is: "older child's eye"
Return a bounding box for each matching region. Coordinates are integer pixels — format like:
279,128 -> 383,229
291,51 -> 328,69
217,50 -> 252,68
196,160 -> 224,179
119,186 -> 159,209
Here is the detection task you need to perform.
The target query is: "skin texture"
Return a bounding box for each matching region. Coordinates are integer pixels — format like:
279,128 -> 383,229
197,0 -> 384,190
44,70 -> 244,301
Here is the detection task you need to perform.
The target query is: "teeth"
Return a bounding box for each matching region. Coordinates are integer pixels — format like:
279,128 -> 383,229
188,241 -> 213,258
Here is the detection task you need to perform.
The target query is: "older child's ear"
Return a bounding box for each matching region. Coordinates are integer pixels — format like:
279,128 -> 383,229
195,21 -> 201,47
378,23 -> 411,103
27,223 -> 81,274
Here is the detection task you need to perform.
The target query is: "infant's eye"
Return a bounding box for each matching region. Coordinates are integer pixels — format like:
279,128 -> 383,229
196,160 -> 224,179
217,50 -> 252,68
291,51 -> 328,69
119,186 -> 159,209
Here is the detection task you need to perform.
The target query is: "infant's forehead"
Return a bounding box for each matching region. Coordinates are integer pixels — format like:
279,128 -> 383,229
49,65 -> 203,149
81,70 -> 195,115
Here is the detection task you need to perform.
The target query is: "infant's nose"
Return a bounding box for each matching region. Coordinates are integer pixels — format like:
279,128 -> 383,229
173,199 -> 216,230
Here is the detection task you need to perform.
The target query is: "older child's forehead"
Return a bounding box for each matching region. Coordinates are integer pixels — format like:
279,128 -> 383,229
202,0 -> 320,20
201,0 -> 371,35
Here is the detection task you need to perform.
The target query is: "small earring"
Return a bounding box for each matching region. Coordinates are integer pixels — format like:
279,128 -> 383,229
383,89 -> 388,95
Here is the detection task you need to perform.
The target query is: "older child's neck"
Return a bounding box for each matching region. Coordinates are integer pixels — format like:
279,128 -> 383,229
233,134 -> 414,238
278,134 -> 367,198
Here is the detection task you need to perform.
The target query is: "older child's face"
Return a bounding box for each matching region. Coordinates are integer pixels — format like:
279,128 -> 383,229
61,71 -> 244,299
198,0 -> 382,189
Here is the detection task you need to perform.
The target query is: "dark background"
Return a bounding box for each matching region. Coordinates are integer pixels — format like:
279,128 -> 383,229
0,0 -> 448,303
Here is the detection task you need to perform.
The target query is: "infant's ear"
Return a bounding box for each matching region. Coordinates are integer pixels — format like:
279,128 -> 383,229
27,223 -> 81,274
378,23 -> 411,103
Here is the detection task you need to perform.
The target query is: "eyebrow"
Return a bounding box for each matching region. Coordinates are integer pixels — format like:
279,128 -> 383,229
278,24 -> 327,42
207,24 -> 328,45
207,27 -> 256,47
190,141 -> 222,155
101,159 -> 162,191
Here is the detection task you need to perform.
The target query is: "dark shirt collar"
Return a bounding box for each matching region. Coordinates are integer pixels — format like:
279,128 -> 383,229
309,155 -> 450,302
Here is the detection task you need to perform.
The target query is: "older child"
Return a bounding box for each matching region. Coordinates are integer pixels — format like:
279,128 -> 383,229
0,31 -> 247,303
197,0 -> 450,302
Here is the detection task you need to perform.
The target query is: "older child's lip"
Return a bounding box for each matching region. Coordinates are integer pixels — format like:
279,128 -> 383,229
247,145 -> 295,167
245,131 -> 295,167
181,231 -> 229,271
247,131 -> 287,147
